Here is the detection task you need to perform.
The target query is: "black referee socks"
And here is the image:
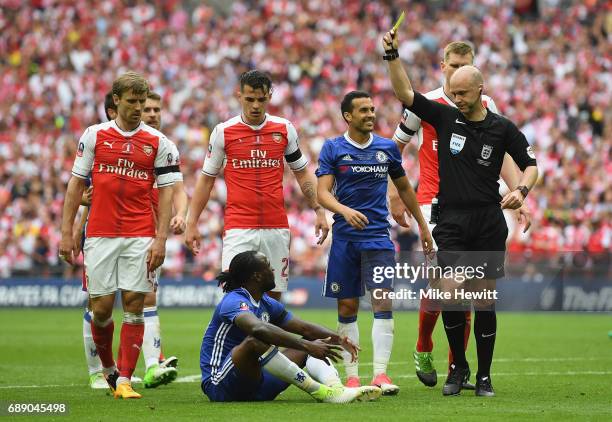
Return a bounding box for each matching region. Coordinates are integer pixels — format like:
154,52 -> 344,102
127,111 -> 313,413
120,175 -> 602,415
474,310 -> 497,379
442,311 -> 468,368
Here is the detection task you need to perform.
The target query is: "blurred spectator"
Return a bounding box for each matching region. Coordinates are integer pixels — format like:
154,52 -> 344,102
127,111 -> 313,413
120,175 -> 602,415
0,0 -> 609,279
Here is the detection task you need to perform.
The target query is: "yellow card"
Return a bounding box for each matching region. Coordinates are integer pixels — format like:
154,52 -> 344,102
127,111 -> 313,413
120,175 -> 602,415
392,11 -> 405,32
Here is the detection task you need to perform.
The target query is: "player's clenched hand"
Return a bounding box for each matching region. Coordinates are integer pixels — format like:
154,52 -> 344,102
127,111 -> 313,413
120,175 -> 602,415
500,190 -> 524,210
184,225 -> 201,255
390,195 -> 411,228
382,29 -> 399,52
314,208 -> 330,245
58,234 -> 76,265
147,238 -> 166,272
517,203 -> 532,233
170,215 -> 186,235
341,207 -> 369,230
304,338 -> 343,363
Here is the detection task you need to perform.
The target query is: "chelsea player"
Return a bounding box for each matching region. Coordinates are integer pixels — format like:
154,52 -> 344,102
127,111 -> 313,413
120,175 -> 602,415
200,250 -> 382,403
316,91 -> 433,394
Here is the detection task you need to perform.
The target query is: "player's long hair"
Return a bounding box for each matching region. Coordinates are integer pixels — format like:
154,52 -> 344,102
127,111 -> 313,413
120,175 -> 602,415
217,250 -> 267,293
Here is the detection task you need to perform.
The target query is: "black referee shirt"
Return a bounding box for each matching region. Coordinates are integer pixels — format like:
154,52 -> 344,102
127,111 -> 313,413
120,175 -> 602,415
407,91 -> 537,207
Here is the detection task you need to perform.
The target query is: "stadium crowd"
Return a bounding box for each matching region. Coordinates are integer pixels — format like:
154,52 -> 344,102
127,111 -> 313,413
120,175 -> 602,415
0,0 -> 609,280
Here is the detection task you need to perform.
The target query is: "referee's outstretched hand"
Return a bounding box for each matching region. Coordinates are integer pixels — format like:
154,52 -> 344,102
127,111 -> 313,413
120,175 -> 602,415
341,207 -> 369,230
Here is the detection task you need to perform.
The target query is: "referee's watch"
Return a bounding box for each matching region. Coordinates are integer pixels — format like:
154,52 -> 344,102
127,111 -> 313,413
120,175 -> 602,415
383,49 -> 399,61
516,185 -> 530,199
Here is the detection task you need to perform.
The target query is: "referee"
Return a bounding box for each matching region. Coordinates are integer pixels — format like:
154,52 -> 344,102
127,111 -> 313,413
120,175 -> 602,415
382,29 -> 538,397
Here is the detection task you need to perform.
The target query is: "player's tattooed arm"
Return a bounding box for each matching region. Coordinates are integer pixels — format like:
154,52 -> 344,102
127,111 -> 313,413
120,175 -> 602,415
294,168 -> 330,244
293,168 -> 319,209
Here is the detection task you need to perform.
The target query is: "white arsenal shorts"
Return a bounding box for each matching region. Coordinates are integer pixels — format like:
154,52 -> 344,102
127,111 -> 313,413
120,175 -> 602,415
83,237 -> 157,297
222,228 -> 290,292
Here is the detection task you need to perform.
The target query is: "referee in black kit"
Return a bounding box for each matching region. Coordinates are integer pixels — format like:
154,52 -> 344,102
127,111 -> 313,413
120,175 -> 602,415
382,29 -> 538,397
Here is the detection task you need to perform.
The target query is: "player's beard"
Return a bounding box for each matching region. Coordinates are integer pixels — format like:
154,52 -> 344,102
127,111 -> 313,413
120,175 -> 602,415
360,119 -> 375,133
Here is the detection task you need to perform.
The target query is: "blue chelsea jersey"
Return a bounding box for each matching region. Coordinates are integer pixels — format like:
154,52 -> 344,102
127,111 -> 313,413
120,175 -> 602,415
200,288 -> 293,383
315,133 -> 405,241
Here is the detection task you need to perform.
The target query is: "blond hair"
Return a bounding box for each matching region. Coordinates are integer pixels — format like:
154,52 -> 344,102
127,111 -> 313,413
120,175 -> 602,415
112,71 -> 149,99
444,41 -> 474,62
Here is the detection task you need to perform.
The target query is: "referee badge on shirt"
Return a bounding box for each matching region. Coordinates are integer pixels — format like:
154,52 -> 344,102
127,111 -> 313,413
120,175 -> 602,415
481,144 -> 493,159
450,133 -> 466,155
526,145 -> 536,159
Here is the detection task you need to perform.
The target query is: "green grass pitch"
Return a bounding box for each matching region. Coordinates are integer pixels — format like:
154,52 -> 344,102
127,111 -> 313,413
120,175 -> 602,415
0,309 -> 610,421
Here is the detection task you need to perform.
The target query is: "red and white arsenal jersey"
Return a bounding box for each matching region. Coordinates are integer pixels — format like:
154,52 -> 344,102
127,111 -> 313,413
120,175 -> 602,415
72,121 -> 180,237
393,87 -> 498,204
202,114 -> 308,230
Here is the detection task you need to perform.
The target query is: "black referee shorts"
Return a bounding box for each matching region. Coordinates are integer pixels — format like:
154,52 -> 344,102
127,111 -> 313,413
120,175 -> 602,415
432,204 -> 508,279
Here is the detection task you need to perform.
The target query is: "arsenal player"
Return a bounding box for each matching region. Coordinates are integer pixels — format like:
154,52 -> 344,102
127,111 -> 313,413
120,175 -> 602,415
60,72 -> 181,399
185,70 -> 329,301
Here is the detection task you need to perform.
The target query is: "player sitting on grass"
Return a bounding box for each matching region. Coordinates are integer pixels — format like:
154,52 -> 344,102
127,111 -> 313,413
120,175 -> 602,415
199,250 -> 382,403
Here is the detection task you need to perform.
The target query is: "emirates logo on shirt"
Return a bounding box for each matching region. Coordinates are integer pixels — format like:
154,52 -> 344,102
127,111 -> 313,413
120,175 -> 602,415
98,158 -> 149,180
231,149 -> 281,169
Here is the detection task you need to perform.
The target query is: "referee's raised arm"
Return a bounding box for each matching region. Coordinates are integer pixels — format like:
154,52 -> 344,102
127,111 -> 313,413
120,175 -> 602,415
382,30 -> 414,107
382,30 -> 447,127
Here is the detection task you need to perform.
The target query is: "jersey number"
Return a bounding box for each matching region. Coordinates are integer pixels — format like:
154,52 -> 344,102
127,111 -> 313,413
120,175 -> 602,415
281,258 -> 289,278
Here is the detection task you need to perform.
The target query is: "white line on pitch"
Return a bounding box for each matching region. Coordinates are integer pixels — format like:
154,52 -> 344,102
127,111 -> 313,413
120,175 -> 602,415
174,370 -> 612,383
357,356 -> 610,366
2,366 -> 610,389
